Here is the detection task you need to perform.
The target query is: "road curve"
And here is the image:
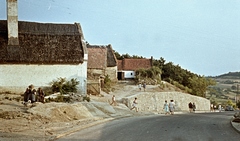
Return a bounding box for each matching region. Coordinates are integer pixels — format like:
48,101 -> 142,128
56,111 -> 240,141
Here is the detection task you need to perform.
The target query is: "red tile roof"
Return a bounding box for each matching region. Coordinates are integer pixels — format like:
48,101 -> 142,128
117,60 -> 123,70
118,58 -> 152,71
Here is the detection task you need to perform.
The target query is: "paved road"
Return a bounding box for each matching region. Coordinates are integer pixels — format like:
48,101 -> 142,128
57,111 -> 240,141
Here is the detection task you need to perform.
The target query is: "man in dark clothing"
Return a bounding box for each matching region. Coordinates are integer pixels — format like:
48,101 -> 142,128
192,102 -> 196,113
24,84 -> 34,102
188,102 -> 193,113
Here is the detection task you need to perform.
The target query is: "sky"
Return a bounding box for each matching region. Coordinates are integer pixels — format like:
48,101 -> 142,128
1,0 -> 240,76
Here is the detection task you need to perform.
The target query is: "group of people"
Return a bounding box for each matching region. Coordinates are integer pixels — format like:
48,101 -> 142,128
163,100 -> 175,115
188,102 -> 196,113
110,95 -> 176,114
138,82 -> 146,91
24,84 -> 45,103
109,96 -> 226,114
211,104 -> 222,112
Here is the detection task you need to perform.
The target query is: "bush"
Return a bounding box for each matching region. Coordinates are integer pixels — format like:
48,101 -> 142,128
50,77 -> 79,94
104,75 -> 111,87
135,67 -> 161,81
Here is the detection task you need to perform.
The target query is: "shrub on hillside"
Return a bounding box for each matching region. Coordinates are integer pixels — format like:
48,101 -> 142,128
50,77 -> 79,94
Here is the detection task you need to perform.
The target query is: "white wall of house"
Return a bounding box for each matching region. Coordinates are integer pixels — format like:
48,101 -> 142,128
122,70 -> 135,79
0,63 -> 87,95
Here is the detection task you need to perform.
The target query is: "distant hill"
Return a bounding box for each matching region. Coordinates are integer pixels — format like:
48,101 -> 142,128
214,72 -> 240,79
205,71 -> 240,106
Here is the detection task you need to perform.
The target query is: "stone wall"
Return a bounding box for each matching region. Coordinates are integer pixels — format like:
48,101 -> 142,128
105,66 -> 118,82
122,92 -> 210,113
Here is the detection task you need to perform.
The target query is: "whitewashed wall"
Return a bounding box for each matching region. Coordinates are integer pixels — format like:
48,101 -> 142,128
0,63 -> 87,95
122,70 -> 135,79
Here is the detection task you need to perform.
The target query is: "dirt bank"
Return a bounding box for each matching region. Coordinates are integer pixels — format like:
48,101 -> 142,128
0,82 -> 180,141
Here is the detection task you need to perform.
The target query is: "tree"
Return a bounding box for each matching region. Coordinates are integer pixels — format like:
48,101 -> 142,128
136,68 -> 147,78
135,67 -> 161,82
153,57 -> 165,69
114,51 -> 122,59
114,52 -> 146,60
122,53 -> 131,59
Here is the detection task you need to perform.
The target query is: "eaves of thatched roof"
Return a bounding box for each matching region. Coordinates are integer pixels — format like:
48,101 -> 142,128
0,20 -> 86,64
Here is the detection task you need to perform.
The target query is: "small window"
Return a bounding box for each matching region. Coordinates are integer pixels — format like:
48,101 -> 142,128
131,73 -> 133,75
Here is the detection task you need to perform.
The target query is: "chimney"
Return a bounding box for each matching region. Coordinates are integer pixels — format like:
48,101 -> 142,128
150,56 -> 153,67
7,0 -> 20,62
7,0 -> 19,46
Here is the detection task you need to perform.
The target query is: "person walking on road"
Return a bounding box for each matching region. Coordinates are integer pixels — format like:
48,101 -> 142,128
192,102 -> 196,113
188,102 -> 193,113
210,104 -> 214,112
218,104 -> 222,112
169,100 -> 175,115
138,83 -> 142,91
131,97 -> 138,112
163,100 -> 170,115
143,82 -> 146,91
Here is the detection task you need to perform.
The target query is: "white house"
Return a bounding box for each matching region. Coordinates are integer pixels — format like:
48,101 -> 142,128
0,0 -> 88,95
117,57 -> 153,80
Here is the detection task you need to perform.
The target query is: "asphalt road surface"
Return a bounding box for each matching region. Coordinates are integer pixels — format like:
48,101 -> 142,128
56,111 -> 240,141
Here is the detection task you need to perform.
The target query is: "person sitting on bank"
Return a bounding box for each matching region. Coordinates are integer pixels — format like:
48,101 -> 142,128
37,87 -> 45,103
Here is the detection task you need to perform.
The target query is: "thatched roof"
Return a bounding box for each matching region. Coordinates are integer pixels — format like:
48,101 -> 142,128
0,20 -> 86,64
87,44 -> 117,69
106,45 -> 117,67
87,46 -> 107,69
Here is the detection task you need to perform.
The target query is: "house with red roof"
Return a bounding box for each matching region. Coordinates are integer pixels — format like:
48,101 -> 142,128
117,57 -> 153,80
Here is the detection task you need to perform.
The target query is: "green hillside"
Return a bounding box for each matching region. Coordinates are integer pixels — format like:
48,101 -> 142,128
206,71 -> 240,108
